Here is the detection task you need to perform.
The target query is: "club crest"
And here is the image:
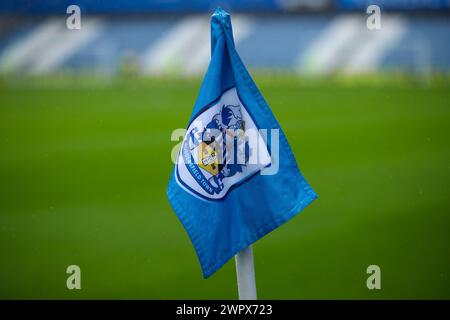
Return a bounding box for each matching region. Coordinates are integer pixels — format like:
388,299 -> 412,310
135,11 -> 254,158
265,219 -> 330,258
175,87 -> 271,200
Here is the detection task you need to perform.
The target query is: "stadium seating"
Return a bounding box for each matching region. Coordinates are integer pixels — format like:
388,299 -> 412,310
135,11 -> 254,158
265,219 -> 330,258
0,6 -> 449,75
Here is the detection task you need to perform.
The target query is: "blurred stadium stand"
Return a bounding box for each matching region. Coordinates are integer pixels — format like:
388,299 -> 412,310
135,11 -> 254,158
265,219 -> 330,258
0,0 -> 449,76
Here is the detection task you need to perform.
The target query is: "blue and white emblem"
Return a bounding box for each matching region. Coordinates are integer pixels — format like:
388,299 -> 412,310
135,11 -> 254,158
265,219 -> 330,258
176,87 -> 271,200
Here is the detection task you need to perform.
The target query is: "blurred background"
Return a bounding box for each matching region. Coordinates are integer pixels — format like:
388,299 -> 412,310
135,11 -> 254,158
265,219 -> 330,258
0,0 -> 449,299
1,0 -> 450,76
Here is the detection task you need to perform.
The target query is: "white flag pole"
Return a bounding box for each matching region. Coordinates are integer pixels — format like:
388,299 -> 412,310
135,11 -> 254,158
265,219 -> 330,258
235,245 -> 257,300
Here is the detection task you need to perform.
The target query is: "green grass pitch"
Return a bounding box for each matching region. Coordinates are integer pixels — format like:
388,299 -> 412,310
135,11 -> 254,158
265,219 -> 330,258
0,76 -> 449,299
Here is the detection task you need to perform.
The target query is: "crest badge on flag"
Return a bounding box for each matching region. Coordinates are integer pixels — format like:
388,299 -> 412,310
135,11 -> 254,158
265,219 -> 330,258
176,87 -> 271,200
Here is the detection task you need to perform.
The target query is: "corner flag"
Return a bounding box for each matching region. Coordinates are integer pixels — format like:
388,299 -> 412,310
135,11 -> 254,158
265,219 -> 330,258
167,8 -> 317,278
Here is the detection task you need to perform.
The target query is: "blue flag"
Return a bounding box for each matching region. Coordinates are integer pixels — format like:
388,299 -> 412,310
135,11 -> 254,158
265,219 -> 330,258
167,8 -> 317,278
